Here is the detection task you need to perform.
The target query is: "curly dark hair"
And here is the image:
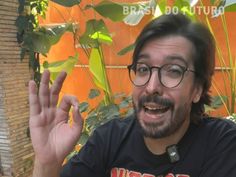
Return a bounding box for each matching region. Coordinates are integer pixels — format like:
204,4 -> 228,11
132,13 -> 215,123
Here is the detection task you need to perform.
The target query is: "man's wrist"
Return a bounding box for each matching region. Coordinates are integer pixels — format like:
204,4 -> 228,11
33,158 -> 61,177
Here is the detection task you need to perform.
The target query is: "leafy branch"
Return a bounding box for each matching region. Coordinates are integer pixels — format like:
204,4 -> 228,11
16,0 -> 48,86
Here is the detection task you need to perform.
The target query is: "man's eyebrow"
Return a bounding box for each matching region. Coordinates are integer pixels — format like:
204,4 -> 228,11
165,55 -> 188,65
136,53 -> 150,60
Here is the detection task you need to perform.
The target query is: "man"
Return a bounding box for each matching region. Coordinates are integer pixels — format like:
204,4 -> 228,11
29,13 -> 236,177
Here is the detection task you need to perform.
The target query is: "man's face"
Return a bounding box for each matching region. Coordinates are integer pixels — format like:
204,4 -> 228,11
132,35 -> 202,139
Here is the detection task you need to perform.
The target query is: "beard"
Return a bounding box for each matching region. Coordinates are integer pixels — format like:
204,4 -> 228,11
134,94 -> 190,139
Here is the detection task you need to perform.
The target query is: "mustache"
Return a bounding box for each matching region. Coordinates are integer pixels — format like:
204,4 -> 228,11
138,94 -> 174,109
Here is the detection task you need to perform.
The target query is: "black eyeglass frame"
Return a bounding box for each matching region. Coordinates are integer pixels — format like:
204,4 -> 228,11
127,63 -> 195,88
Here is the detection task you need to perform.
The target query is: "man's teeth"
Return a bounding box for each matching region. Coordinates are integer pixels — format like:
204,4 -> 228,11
144,105 -> 167,110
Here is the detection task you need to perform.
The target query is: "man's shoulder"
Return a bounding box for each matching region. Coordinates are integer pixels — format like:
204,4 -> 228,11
194,117 -> 236,169
197,116 -> 236,142
200,116 -> 236,130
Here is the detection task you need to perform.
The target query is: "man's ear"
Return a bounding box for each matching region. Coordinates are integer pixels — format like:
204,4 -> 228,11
193,84 -> 203,103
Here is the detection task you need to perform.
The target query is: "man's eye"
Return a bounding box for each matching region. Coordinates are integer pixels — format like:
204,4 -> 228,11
164,65 -> 183,77
136,66 -> 149,74
168,68 -> 182,74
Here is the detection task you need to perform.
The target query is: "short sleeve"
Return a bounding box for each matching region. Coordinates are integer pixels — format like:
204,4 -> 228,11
199,119 -> 236,177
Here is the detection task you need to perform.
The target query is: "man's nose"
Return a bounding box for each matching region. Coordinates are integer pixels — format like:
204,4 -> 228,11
145,70 -> 164,95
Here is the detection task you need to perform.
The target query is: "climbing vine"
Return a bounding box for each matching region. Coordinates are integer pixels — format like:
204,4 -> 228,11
16,0 -> 48,86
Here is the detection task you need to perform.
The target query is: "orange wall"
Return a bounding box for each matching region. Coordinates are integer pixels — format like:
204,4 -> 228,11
39,0 -> 236,117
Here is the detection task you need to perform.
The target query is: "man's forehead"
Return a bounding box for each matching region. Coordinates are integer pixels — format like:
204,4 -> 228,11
137,53 -> 188,64
137,35 -> 195,65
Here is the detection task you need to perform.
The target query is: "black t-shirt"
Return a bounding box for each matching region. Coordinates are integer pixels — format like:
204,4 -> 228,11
61,115 -> 236,177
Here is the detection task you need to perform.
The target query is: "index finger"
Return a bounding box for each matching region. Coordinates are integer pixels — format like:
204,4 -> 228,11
29,80 -> 40,117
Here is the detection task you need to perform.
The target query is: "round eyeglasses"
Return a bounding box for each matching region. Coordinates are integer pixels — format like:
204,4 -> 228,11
127,63 -> 195,88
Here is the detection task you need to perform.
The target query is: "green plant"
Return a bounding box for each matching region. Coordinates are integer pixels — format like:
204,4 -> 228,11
199,0 -> 236,116
16,0 -> 159,99
64,88 -> 133,160
78,89 -> 133,145
16,0 -> 77,86
46,0 -> 160,105
16,0 -> 48,85
42,53 -> 79,82
226,113 -> 236,123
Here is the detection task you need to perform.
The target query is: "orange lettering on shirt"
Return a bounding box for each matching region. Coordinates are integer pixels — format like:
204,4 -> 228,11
111,168 -> 189,177
143,174 -> 155,177
111,168 -> 126,177
165,173 -> 175,177
129,171 -> 142,177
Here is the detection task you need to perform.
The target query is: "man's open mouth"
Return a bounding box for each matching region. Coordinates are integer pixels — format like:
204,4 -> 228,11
143,102 -> 170,114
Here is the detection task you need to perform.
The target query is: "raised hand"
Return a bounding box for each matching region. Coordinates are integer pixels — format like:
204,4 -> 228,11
29,70 -> 83,170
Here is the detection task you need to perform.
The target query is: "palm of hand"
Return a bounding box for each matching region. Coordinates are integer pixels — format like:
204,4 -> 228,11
29,71 -> 83,166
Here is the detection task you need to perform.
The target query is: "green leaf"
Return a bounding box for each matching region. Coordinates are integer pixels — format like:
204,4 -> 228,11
124,0 -> 157,25
119,100 -> 129,109
173,0 -> 196,20
123,10 -> 145,26
180,6 -> 196,20
51,0 -> 81,7
20,48 -> 26,61
204,105 -> 215,113
66,150 -> 78,161
226,114 -> 236,123
89,0 -> 128,22
189,0 -> 199,6
211,95 -> 228,109
125,108 -> 134,117
89,0 -> 151,23
24,24 -> 73,55
89,48 -> 111,95
210,0 -> 216,5
41,53 -> 78,81
86,115 -> 98,130
80,19 -> 112,47
98,104 -> 120,120
224,1 -> 236,12
30,31 -> 51,54
43,61 -> 49,68
89,89 -> 101,99
174,0 -> 190,8
149,0 -> 157,7
223,0 -> 236,8
79,102 -> 89,113
78,132 -> 90,146
205,95 -> 228,113
212,0 -> 236,17
117,43 -> 135,56
18,0 -> 25,13
114,92 -> 126,98
90,31 -> 112,44
15,16 -> 28,33
45,23 -> 74,45
154,0 -> 166,16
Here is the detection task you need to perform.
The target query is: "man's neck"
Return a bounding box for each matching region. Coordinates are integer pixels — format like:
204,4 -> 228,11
144,118 -> 190,155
